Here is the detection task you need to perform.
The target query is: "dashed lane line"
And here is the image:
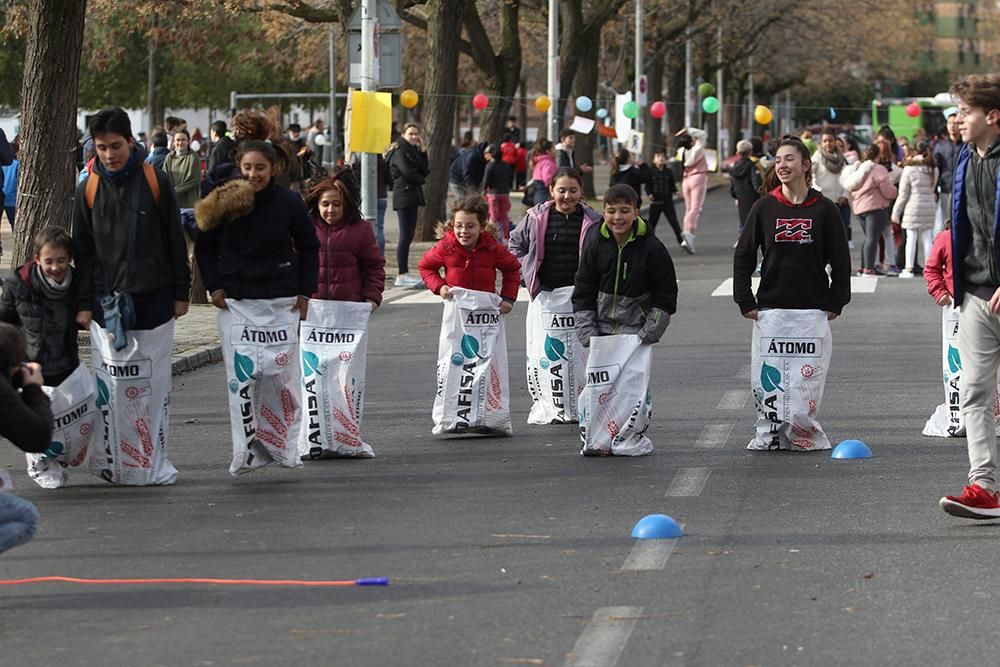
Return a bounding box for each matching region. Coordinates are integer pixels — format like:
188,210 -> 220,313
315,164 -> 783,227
561,606 -> 644,667
716,390 -> 750,410
695,423 -> 733,449
665,468 -> 711,497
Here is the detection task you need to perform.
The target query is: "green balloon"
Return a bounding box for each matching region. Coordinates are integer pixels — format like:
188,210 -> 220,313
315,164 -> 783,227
702,96 -> 720,114
623,101 -> 639,119
698,82 -> 715,97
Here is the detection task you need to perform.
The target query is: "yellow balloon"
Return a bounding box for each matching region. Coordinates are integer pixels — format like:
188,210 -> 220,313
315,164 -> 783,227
754,105 -> 773,125
535,95 -> 551,113
400,89 -> 419,109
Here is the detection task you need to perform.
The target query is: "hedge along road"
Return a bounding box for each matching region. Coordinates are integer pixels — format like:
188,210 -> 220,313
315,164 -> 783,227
0,188 -> 988,666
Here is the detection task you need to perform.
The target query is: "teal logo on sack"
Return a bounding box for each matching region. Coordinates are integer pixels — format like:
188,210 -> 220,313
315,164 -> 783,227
544,335 -> 567,362
761,362 -> 783,393
948,345 -> 962,374
234,351 -> 255,383
302,350 -> 322,377
456,334 -> 486,361
95,377 -> 110,408
43,441 -> 64,459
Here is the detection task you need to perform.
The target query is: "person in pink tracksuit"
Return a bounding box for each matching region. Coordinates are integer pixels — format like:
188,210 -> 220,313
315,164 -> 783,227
677,127 -> 708,254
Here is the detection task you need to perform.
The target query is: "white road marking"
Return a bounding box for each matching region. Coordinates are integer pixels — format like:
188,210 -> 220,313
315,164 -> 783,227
711,276 -> 877,297
391,286 -> 531,305
665,467 -> 711,497
621,538 -> 682,571
695,423 -> 733,449
716,390 -> 750,410
562,606 -> 644,667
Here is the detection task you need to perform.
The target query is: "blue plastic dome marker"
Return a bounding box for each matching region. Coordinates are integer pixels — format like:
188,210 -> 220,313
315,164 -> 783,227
631,514 -> 683,539
831,439 -> 873,459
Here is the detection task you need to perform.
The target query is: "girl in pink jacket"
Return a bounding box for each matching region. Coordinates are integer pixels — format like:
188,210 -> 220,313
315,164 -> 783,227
840,143 -> 898,275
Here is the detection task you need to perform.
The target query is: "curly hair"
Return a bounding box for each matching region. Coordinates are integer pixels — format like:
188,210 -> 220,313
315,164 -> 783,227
435,194 -> 497,239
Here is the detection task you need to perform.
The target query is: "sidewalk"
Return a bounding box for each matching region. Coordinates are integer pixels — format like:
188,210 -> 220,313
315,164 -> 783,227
0,164 -> 727,375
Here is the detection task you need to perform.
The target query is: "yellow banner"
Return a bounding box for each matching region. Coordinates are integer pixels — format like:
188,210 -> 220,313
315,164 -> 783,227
348,90 -> 392,154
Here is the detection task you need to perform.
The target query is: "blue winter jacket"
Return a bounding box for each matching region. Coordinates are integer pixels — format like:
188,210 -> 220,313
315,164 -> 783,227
951,143 -> 1000,306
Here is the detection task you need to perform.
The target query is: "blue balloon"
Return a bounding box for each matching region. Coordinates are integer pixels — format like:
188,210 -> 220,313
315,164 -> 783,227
831,439 -> 873,459
575,96 -> 593,113
631,514 -> 683,539
596,107 -> 608,119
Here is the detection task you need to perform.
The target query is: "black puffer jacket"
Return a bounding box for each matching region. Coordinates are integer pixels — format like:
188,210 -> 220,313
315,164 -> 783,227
388,141 -> 429,210
0,262 -> 79,381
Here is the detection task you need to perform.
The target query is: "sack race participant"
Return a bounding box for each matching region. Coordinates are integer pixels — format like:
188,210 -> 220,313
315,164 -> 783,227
734,136 -> 852,452
749,310 -> 832,450
299,300 -> 373,458
578,334 -> 653,456
89,320 -> 177,484
431,288 -> 512,435
572,184 -> 677,457
525,286 -> 586,424
26,364 -> 97,488
922,307 -> 1000,437
219,299 -> 302,474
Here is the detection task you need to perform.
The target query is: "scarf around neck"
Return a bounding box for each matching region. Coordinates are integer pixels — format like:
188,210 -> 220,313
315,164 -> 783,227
32,263 -> 72,300
819,149 -> 845,174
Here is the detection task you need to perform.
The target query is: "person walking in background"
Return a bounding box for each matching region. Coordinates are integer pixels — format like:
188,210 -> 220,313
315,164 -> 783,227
527,139 -> 558,206
677,127 -> 708,254
1,137 -> 17,231
145,130 -> 170,170
349,151 -> 391,257
841,143 -> 898,276
208,120 -> 236,172
387,123 -> 429,288
483,145 -> 514,240
163,129 -> 201,211
730,140 -> 763,241
934,107 -> 964,234
555,128 -> 593,175
609,148 -> 648,198
647,148 -> 684,248
811,128 -> 850,244
892,141 -> 938,278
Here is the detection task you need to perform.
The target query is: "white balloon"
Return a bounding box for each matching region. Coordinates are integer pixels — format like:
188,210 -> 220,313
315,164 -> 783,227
190,140 -> 201,152
314,133 -> 327,146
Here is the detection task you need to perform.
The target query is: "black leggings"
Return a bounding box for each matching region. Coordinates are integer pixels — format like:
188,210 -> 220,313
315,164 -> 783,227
396,206 -> 419,274
648,201 -> 683,244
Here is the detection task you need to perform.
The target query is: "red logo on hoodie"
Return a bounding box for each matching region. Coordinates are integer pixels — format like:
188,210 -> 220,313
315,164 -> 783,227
775,218 -> 813,243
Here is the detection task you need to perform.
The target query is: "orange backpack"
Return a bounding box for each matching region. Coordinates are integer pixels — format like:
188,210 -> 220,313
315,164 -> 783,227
85,161 -> 160,208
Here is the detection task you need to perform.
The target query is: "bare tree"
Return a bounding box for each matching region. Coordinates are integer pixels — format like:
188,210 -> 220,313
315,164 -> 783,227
12,0 -> 87,267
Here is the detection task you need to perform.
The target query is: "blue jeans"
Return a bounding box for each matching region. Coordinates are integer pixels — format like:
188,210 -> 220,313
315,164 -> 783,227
0,492 -> 39,554
376,198 -> 387,256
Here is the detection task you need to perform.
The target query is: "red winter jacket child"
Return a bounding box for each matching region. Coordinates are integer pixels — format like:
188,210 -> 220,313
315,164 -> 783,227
311,214 -> 386,304
925,229 -> 954,304
418,230 -> 521,302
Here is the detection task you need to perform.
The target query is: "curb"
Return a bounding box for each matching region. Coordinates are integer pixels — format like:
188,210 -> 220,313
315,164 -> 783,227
171,343 -> 223,376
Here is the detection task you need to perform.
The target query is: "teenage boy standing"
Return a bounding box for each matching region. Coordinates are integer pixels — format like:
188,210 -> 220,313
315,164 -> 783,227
939,75 -> 1000,518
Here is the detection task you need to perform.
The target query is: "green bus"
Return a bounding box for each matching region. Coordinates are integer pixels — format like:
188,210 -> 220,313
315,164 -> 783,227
871,94 -> 952,143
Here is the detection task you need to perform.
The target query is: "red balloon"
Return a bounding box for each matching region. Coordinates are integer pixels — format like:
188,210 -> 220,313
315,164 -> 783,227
906,101 -> 921,118
473,93 -> 489,111
650,101 -> 666,119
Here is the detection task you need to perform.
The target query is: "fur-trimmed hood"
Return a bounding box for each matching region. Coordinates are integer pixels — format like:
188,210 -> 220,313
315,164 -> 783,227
194,178 -> 255,231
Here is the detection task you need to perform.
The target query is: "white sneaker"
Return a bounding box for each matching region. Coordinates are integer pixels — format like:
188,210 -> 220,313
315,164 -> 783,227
395,273 -> 420,288
898,269 -> 915,278
681,232 -> 696,254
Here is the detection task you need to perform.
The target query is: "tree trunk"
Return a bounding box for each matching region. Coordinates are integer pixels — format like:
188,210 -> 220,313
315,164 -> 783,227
465,0 -> 522,147
646,56 -> 665,161
146,35 -> 158,132
12,0 -> 87,267
417,0 -> 464,241
574,29 -> 600,199
666,42 -> 686,139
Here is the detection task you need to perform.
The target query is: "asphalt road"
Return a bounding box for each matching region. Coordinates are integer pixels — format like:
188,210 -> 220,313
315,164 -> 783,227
0,189 -> 987,667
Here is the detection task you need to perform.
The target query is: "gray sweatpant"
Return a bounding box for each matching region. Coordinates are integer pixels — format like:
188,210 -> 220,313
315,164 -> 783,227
958,293 -> 1000,489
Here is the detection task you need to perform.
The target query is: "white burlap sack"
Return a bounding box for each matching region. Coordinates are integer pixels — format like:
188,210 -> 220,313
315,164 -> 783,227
923,306 -> 1000,437
432,288 -> 512,435
748,309 -> 832,451
299,300 -> 374,458
26,364 -> 97,489
220,298 -> 303,475
578,333 -> 653,456
89,320 -> 177,485
525,287 -> 587,424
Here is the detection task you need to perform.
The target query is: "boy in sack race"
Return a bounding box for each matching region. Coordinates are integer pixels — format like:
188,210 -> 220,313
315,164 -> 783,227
573,184 -> 678,456
419,195 -> 521,435
733,137 -> 852,451
0,228 -> 96,487
299,169 -> 384,459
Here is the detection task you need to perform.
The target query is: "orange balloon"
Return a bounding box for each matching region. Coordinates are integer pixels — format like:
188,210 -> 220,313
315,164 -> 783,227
400,89 -> 419,109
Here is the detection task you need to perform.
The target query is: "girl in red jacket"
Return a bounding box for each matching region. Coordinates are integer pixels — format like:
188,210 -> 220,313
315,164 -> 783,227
924,223 -> 954,305
305,169 -> 386,307
418,195 -> 521,313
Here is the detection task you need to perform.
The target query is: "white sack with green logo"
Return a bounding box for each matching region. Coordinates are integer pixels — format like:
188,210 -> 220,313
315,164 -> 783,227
578,333 -> 653,456
432,288 -> 512,435
922,306 -> 1000,437
525,287 -> 586,424
749,309 -> 832,451
298,300 -> 373,458
26,364 -> 97,489
89,320 -> 177,485
220,298 -> 303,475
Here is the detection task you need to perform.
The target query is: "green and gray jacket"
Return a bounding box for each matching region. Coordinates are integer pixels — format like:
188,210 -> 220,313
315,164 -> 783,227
572,218 -> 677,346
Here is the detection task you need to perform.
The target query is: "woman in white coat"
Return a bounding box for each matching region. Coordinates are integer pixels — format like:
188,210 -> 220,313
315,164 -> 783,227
890,141 -> 938,278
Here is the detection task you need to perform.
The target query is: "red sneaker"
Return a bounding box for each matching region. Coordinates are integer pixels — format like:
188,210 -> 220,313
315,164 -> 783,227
940,485 -> 1000,519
